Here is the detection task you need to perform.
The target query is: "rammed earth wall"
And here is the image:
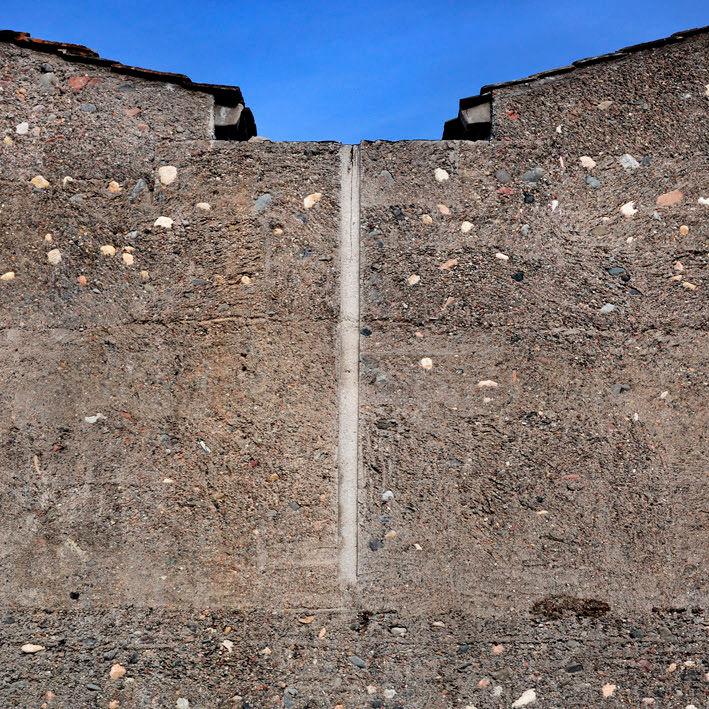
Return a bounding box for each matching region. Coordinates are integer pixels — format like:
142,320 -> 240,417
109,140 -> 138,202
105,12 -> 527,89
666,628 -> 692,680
0,27 -> 707,709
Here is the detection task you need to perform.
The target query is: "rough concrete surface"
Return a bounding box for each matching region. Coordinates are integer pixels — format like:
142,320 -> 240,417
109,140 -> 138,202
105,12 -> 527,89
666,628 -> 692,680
0,26 -> 708,709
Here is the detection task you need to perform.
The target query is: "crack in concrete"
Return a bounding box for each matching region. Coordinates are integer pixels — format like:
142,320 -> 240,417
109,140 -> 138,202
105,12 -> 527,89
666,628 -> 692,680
337,144 -> 360,586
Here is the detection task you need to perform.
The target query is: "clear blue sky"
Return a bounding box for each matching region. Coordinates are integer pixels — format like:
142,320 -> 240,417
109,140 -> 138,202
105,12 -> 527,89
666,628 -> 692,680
4,1 -> 706,142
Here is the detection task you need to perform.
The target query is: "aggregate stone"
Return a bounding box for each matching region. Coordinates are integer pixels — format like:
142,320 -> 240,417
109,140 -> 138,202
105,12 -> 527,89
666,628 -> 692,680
30,175 -> 50,189
521,166 -> 543,182
158,165 -> 178,185
254,193 -> 272,211
129,178 -> 148,200
618,153 -> 640,171
20,643 -> 45,653
38,72 -> 59,93
303,192 -> 322,208
380,169 -> 394,183
657,189 -> 683,207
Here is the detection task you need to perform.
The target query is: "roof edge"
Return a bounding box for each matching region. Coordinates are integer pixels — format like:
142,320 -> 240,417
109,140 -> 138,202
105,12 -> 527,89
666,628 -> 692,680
478,24 -> 708,95
443,24 -> 708,138
0,29 -> 246,105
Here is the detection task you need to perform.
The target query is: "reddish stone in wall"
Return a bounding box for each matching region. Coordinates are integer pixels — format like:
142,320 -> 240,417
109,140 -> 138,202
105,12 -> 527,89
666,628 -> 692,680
68,75 -> 89,90
656,189 -> 684,207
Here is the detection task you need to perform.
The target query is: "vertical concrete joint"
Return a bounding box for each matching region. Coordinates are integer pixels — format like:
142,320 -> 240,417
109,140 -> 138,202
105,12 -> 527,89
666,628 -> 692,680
337,144 -> 360,586
207,95 -> 215,141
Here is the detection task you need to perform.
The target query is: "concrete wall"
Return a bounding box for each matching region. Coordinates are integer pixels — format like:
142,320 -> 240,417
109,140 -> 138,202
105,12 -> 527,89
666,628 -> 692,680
357,137 -> 707,614
0,30 -> 707,709
0,140 -> 342,610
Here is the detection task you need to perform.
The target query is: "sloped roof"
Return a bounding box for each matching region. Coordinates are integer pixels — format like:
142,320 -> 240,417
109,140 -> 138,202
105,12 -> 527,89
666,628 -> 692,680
0,29 -> 246,106
443,24 -> 709,139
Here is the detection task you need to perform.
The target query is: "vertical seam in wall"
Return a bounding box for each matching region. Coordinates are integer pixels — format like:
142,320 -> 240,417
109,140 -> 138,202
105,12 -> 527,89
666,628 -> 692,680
337,144 -> 360,586
208,95 -> 215,141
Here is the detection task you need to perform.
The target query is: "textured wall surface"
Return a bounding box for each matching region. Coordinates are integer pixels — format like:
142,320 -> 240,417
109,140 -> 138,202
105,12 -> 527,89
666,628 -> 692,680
0,30 -> 707,709
357,136 -> 707,614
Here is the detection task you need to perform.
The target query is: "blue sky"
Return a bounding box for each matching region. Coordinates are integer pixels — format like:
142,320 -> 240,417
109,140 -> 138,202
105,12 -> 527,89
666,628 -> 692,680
4,1 -> 706,142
